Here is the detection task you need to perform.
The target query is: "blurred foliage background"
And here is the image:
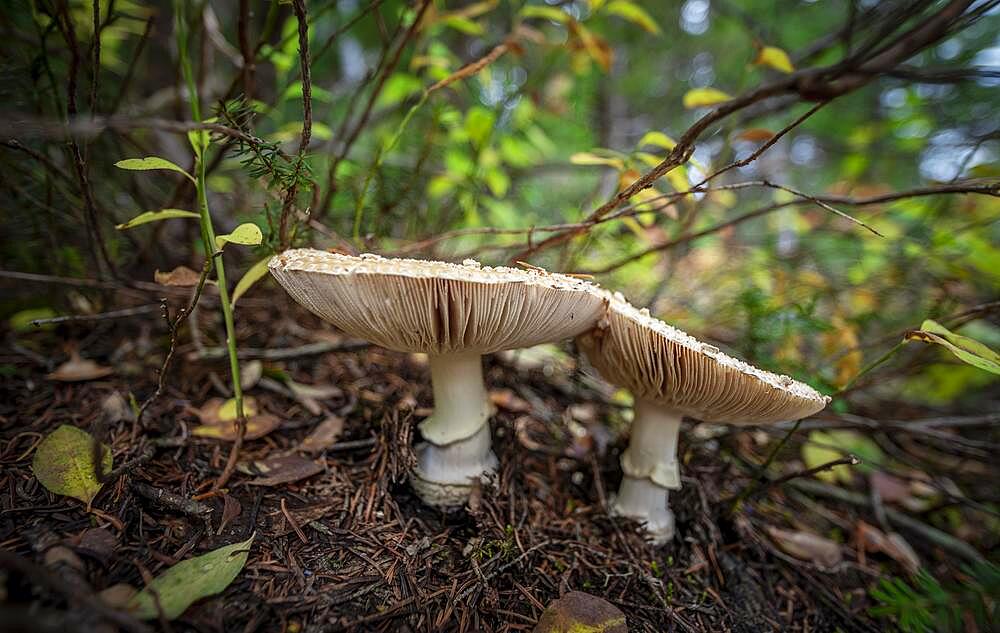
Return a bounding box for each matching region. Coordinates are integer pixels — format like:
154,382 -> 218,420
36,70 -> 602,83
3,0 -> 997,406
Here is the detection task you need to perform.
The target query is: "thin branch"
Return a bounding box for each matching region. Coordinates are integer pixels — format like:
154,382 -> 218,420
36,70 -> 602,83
510,0 -> 976,262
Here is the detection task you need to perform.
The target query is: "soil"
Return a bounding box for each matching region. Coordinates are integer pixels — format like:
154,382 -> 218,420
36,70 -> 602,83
0,290 -> 989,632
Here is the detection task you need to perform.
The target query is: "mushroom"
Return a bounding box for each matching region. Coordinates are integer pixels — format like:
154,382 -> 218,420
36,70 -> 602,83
269,249 -> 607,507
577,292 -> 829,543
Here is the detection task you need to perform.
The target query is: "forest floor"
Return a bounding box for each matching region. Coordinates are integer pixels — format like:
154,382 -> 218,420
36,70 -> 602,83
1,289 -> 995,632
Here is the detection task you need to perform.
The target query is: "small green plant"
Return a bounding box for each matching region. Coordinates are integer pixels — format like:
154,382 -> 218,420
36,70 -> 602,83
869,562 -> 999,633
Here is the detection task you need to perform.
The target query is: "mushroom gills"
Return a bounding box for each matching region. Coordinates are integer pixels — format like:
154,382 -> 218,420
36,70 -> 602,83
611,399 -> 682,544
411,352 -> 498,507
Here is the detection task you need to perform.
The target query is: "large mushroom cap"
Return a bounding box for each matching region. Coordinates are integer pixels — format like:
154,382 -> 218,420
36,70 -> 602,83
270,249 -> 608,355
578,293 -> 829,424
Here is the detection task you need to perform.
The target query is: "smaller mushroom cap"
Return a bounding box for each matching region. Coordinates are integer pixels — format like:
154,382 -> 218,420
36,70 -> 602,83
270,249 -> 608,355
578,293 -> 829,424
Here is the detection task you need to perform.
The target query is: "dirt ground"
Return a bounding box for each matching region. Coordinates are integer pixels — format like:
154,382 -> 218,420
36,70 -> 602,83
1,289 -> 994,632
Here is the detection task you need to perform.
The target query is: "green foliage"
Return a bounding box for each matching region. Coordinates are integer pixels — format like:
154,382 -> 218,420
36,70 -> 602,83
870,563 -> 1000,633
115,157 -> 194,182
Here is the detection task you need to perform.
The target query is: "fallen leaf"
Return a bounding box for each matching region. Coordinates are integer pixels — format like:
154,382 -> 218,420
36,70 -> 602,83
47,352 -> 113,382
298,416 -> 345,453
127,534 -> 254,620
217,494 -> 242,535
101,392 -> 135,424
533,590 -> 627,633
32,425 -> 113,504
154,265 -> 202,287
767,526 -> 843,568
856,521 -> 921,574
78,527 -> 117,562
240,361 -> 263,391
286,380 -> 341,415
190,397 -> 259,425
99,584 -> 138,609
245,455 -> 323,487
869,471 -> 910,504
192,413 -> 281,441
490,389 -> 531,413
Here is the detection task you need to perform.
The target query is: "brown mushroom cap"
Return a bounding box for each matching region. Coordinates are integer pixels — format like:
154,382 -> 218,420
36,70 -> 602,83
578,293 -> 829,424
270,249 -> 608,354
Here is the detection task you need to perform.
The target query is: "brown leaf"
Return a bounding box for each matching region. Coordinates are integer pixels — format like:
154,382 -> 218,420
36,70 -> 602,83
192,413 -> 281,441
154,265 -> 202,287
47,352 -> 113,382
856,521 -> 921,574
767,526 -> 843,568
189,396 -> 259,425
77,527 -> 117,562
869,471 -> 910,504
217,493 -> 242,535
298,416 -> 345,453
490,388 -> 531,413
246,455 -> 323,486
735,128 -> 776,143
533,591 -> 626,633
99,584 -> 138,609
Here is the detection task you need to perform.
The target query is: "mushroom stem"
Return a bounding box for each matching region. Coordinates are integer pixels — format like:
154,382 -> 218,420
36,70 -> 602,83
612,399 -> 682,543
411,352 -> 497,507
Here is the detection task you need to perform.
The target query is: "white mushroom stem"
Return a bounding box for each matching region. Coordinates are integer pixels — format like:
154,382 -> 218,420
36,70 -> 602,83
612,399 -> 682,544
412,352 -> 497,507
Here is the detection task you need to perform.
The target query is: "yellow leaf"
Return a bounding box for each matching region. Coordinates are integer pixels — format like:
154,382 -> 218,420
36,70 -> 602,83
570,152 -> 625,169
682,87 -> 732,109
754,45 -> 794,74
665,166 -> 690,194
604,1 -> 661,35
637,131 -> 677,151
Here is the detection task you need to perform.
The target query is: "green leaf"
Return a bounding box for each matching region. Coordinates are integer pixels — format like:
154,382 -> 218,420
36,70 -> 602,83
116,209 -> 200,230
682,87 -> 732,109
9,307 -> 57,332
604,0 -> 661,34
187,129 -> 210,158
32,425 -> 112,505
115,157 -> 195,182
441,15 -> 484,35
464,106 -> 496,149
519,5 -> 571,23
127,535 -> 254,620
215,223 -> 263,249
754,45 -> 794,73
803,430 -> 880,483
231,256 -> 274,307
637,131 -> 677,151
484,167 -> 510,198
906,320 -> 1000,375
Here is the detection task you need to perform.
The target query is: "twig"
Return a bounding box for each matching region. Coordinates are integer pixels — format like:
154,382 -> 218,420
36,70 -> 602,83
131,481 -> 213,519
511,0 -> 978,262
133,259 -> 212,440
30,303 -> 161,326
789,478 -> 985,564
278,0 -> 314,250
194,339 -> 370,361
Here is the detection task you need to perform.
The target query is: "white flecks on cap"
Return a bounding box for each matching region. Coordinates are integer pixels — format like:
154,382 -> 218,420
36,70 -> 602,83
270,249 -> 608,355
578,291 -> 830,425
